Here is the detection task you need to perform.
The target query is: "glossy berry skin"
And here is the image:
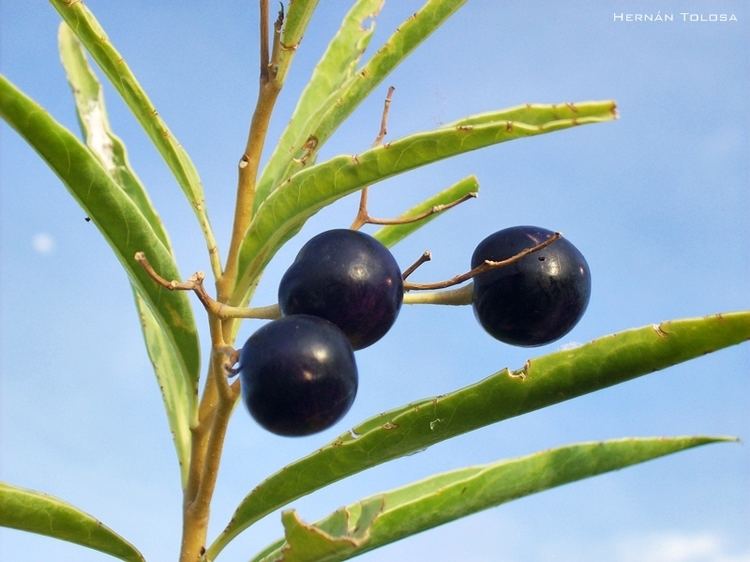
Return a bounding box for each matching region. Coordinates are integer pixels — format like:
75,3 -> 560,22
472,226 -> 591,347
278,229 -> 404,350
239,315 -> 358,437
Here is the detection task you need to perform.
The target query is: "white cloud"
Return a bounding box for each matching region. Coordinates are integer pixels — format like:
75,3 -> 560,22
615,531 -> 750,562
31,232 -> 55,255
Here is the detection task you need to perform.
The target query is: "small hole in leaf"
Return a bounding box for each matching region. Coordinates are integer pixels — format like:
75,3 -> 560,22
538,256 -> 546,261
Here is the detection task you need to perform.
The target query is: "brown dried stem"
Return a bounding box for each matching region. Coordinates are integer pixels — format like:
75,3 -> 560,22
402,250 -> 432,280
373,85 -> 395,146
350,86 -> 477,230
403,232 -> 561,291
351,86 -> 395,230
135,252 -> 280,321
362,192 -> 477,227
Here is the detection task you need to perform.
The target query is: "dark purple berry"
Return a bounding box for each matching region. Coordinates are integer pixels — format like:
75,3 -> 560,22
472,225 -> 591,346
239,315 -> 358,436
278,229 -> 403,350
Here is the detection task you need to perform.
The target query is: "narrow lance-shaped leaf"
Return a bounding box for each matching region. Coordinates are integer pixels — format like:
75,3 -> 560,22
256,0 -> 385,205
440,100 -> 621,129
251,436 -> 733,562
206,311 -> 750,558
0,482 -> 144,562
373,175 -> 479,248
0,75 -> 201,403
58,22 -> 170,250
49,0 -> 219,268
276,0 -> 321,83
258,0 -> 468,207
58,23 -> 196,487
133,292 -> 194,488
232,102 -> 616,304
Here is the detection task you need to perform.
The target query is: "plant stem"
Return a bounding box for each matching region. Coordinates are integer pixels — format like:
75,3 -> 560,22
350,86 -> 395,231
179,340 -> 240,562
402,250 -> 432,280
135,252 -> 279,320
133,252 -> 238,561
179,376 -> 217,561
357,192 -> 477,229
403,233 -> 561,291
157,6 -> 289,560
403,283 -> 474,305
178,277 -> 240,561
221,1 -> 284,301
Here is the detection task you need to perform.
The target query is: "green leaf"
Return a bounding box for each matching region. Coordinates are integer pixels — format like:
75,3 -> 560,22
49,0 -> 218,264
441,100 -> 621,128
257,0 -> 385,205
133,292 -> 193,488
259,498 -> 384,562
258,0 -> 468,205
251,436 -> 732,562
57,23 -> 196,488
0,75 -> 200,410
0,482 -> 144,562
206,311 -> 750,558
232,101 -> 616,304
58,22 -> 170,250
372,175 -> 479,248
277,0 -> 321,83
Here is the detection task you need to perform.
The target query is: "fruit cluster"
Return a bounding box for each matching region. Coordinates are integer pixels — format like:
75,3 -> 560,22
238,225 -> 590,436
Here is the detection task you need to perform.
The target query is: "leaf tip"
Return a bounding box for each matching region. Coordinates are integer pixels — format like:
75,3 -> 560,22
683,435 -> 740,448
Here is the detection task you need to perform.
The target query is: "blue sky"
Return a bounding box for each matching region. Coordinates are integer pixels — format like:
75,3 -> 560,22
1,1 -> 748,561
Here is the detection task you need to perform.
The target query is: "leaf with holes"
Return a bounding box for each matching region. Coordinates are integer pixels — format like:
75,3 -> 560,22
257,0 -> 385,204
249,436 -> 731,562
257,0 -> 469,205
206,311 -> 749,557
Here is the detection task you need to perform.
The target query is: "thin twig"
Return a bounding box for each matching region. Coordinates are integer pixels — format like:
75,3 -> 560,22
351,86 -> 395,230
403,233 -> 561,291
374,86 -> 395,146
134,252 -> 194,290
350,87 -> 477,230
135,251 -> 213,306
135,252 -> 280,320
402,250 -> 432,280
350,186 -> 370,231
364,192 -> 477,226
